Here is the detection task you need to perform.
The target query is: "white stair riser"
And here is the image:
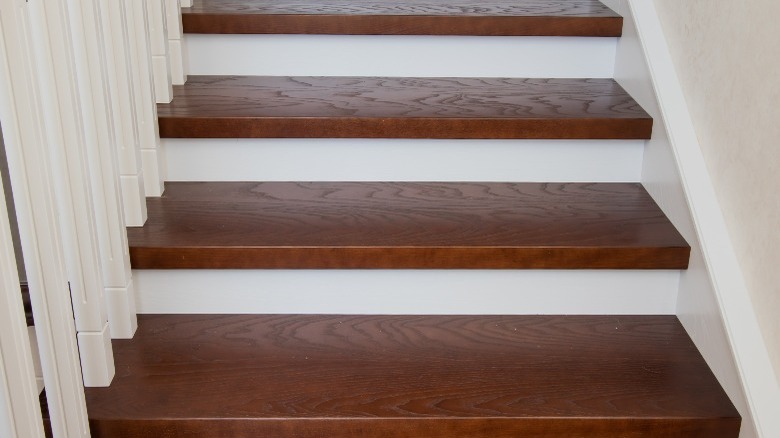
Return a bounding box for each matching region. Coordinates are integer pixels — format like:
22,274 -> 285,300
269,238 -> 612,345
185,34 -> 617,78
135,269 -> 679,315
162,138 -> 644,182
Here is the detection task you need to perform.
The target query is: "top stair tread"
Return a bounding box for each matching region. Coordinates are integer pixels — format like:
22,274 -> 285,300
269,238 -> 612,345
183,0 -> 622,36
157,76 -> 652,139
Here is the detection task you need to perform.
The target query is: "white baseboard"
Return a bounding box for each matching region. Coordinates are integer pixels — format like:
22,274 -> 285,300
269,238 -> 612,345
162,138 -> 644,183
185,34 -> 617,78
134,269 -> 680,315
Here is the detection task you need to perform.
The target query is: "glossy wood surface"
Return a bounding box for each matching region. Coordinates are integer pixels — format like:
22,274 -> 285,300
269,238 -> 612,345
183,0 -> 623,36
85,314 -> 740,437
157,76 -> 652,139
127,182 -> 689,269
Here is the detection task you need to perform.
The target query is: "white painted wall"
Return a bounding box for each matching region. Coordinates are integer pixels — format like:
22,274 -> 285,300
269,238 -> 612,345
653,0 -> 780,384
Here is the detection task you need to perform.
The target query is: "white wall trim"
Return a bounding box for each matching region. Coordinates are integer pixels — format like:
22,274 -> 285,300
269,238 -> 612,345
619,1 -> 780,436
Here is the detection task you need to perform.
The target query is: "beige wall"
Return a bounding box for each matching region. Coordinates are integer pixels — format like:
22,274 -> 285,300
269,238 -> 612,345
653,0 -> 780,379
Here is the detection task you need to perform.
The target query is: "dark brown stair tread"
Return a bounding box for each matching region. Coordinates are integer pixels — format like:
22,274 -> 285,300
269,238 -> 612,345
127,182 -> 689,269
156,76 -> 652,139
85,314 -> 740,437
183,0 -> 622,36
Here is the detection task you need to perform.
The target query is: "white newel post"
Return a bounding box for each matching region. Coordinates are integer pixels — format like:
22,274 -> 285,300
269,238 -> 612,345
102,0 -> 149,225
74,0 -> 138,340
166,0 -> 188,85
39,0 -> 118,388
127,0 -> 166,197
147,0 -> 174,102
0,0 -> 91,435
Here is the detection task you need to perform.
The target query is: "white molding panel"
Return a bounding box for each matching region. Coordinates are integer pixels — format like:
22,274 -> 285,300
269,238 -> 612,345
185,34 -> 617,78
606,0 -> 780,436
163,138 -> 644,183
135,269 -> 680,315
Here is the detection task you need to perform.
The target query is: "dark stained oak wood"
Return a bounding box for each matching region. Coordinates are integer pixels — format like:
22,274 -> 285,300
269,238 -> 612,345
127,182 -> 690,269
157,76 -> 653,139
85,314 -> 740,437
183,0 -> 623,36
21,283 -> 34,327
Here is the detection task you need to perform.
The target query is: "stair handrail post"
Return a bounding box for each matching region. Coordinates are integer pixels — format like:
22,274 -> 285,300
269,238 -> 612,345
72,0 -> 139,341
165,0 -> 187,86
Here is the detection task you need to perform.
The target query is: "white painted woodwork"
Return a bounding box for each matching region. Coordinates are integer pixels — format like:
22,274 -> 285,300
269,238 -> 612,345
0,118 -> 43,437
163,138 -> 644,182
166,0 -> 187,85
185,34 -> 618,78
106,279 -> 138,340
103,0 -> 147,226
605,0 -> 779,436
120,173 -> 147,226
76,322 -> 114,388
146,0 -> 173,103
73,0 -> 137,340
38,0 -> 120,387
135,269 -> 680,315
26,328 -> 43,394
0,0 -> 90,434
126,0 -> 165,198
181,0 -> 192,8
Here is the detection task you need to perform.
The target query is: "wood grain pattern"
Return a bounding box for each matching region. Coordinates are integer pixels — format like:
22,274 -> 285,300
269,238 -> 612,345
183,0 -> 623,36
157,76 -> 653,139
127,182 -> 690,269
85,314 -> 740,437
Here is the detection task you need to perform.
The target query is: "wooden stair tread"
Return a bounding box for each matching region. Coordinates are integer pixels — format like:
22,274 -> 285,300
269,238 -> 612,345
85,314 -> 740,437
127,181 -> 689,269
157,76 -> 652,139
183,0 -> 623,36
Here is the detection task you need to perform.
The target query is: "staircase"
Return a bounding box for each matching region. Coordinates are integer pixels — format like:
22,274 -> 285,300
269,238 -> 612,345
84,1 -> 740,436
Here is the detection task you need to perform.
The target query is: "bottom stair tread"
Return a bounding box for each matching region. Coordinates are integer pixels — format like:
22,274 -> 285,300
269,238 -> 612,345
85,314 -> 739,437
